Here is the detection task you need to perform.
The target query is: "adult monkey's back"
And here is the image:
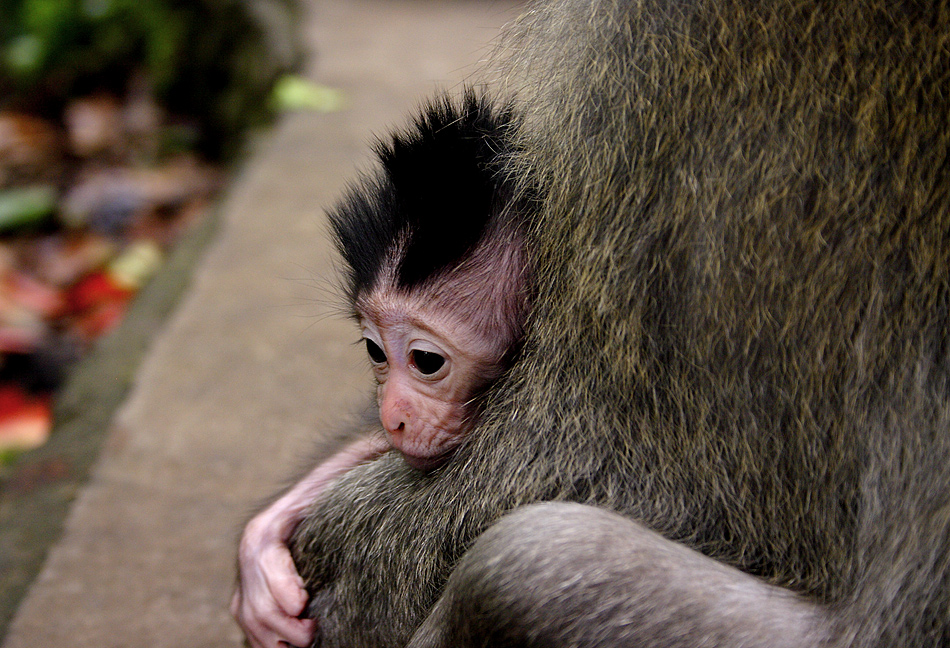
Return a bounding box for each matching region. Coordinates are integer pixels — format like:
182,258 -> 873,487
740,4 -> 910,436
291,0 -> 950,646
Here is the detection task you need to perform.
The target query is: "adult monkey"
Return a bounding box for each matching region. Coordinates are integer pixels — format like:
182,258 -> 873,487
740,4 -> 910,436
235,0 -> 950,646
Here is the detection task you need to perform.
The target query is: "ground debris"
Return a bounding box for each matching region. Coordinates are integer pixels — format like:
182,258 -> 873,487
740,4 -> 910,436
0,84 -> 222,458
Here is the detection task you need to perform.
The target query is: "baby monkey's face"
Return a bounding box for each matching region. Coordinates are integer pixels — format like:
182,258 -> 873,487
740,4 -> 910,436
357,289 -> 511,470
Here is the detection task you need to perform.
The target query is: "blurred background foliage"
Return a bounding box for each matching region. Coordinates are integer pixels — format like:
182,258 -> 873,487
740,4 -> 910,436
0,0 -> 307,461
1,0 -> 304,159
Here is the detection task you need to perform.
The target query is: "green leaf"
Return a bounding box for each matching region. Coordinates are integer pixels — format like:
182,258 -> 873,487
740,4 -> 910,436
0,186 -> 57,231
4,34 -> 44,78
271,75 -> 347,113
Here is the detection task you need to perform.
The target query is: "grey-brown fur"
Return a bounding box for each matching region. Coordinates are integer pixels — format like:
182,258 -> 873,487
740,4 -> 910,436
291,0 -> 950,646
409,502 -> 832,648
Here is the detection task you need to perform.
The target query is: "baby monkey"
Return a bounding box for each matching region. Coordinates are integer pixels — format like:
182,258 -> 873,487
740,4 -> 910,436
232,91 -> 532,647
332,90 -> 532,469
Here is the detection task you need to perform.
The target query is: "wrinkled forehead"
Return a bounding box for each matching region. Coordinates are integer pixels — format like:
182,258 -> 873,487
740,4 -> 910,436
356,286 -> 503,362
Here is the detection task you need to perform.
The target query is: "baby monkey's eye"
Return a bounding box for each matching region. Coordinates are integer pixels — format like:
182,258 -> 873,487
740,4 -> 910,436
365,338 -> 387,364
411,350 -> 446,375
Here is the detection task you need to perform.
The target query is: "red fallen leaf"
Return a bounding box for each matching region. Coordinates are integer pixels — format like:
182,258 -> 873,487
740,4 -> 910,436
0,384 -> 51,452
67,271 -> 133,313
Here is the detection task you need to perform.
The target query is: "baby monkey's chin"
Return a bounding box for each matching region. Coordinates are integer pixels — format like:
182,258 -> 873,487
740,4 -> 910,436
399,448 -> 455,471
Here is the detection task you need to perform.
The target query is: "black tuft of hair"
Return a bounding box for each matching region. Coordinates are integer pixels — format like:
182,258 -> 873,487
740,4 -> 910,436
329,89 -> 519,302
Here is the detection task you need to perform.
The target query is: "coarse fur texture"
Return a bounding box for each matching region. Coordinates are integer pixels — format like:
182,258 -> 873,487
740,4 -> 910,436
291,0 -> 950,646
410,503 -> 832,648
